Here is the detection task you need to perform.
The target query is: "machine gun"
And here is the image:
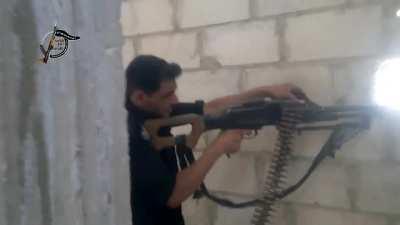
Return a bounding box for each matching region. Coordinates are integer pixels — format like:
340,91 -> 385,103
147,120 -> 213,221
144,99 -> 382,225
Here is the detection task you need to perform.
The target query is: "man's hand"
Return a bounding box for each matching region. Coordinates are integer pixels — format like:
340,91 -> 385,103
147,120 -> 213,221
262,83 -> 306,100
205,83 -> 308,115
212,130 -> 250,155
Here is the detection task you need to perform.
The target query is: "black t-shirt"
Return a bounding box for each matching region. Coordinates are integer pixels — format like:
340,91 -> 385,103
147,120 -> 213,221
128,101 -> 204,225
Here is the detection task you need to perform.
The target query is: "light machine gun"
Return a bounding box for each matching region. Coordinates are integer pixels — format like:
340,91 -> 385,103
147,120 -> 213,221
144,100 -> 382,225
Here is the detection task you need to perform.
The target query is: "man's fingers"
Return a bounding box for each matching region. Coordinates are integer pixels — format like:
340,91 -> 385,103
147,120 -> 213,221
291,87 -> 308,99
288,92 -> 300,101
289,87 -> 310,103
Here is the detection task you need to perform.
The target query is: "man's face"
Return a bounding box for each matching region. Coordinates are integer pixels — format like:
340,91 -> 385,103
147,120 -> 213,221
138,80 -> 179,117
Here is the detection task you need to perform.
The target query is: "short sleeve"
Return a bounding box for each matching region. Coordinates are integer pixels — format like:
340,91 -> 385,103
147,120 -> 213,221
132,140 -> 176,208
171,100 -> 204,116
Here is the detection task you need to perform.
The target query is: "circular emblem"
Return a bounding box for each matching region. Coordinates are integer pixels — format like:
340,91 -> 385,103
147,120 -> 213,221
39,25 -> 80,64
41,31 -> 69,59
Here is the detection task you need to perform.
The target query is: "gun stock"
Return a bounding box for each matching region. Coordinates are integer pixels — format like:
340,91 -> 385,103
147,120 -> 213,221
144,114 -> 205,150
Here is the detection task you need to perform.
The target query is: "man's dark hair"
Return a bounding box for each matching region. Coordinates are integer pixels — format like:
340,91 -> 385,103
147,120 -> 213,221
125,55 -> 182,110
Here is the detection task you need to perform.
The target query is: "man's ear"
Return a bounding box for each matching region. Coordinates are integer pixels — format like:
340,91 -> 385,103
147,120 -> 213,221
130,90 -> 146,107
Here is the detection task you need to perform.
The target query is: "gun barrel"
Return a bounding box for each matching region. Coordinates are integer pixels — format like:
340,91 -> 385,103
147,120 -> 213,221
299,105 -> 381,123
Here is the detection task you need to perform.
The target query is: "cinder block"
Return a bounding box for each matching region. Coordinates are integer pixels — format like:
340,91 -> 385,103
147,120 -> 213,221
205,154 -> 258,195
338,119 -> 393,161
244,65 -> 334,105
293,130 -> 332,158
255,0 -> 345,17
214,195 -> 288,225
240,127 -> 277,153
354,162 -> 400,214
332,59 -> 379,105
286,6 -> 382,61
139,32 -> 200,69
285,159 -> 351,209
182,198 -> 214,225
214,194 -> 255,225
120,1 -> 135,36
294,205 -> 388,225
204,21 -> 279,66
177,0 -> 250,28
120,0 -> 173,36
121,38 -> 135,68
176,69 -> 241,102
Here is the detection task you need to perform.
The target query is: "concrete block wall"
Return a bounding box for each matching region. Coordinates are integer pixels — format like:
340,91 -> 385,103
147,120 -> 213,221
120,0 -> 400,225
0,0 -> 131,225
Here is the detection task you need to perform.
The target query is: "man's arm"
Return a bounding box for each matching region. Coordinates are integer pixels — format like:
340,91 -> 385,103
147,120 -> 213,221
204,83 -> 302,115
166,130 -> 245,208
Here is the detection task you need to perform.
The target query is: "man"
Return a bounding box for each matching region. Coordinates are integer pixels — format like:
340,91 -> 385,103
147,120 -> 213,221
125,55 -> 303,225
